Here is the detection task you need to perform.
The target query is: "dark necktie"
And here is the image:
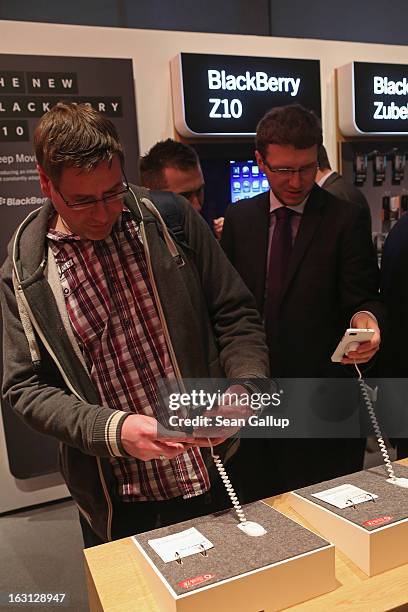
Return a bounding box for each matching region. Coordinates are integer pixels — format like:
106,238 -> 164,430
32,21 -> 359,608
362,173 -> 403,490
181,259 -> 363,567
265,206 -> 293,349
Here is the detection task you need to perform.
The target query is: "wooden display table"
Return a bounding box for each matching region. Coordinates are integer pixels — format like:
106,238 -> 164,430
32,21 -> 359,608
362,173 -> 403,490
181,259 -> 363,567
84,458 -> 408,611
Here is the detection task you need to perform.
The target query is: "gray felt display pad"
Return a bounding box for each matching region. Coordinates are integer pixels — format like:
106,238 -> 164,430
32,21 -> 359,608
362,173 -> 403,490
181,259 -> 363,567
133,501 -> 330,596
294,463 -> 408,531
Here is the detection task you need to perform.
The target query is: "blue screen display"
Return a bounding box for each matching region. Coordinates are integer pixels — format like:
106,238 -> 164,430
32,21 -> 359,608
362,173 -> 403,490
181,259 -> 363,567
230,160 -> 269,203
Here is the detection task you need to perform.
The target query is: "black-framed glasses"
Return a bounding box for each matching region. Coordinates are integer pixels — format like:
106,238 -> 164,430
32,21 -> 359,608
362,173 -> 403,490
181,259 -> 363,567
262,159 -> 318,178
54,173 -> 130,210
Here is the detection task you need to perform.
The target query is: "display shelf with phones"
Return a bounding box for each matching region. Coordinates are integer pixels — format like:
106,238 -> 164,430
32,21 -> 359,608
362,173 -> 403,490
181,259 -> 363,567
340,141 -> 408,262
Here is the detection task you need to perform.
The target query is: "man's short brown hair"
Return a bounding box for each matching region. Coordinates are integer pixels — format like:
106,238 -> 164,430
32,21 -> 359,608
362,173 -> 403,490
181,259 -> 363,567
34,102 -> 124,185
255,104 -> 322,158
139,138 -> 200,190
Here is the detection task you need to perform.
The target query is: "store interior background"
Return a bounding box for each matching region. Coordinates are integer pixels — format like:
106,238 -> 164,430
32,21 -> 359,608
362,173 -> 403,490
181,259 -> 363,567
2,2 -> 408,164
0,2 -> 407,610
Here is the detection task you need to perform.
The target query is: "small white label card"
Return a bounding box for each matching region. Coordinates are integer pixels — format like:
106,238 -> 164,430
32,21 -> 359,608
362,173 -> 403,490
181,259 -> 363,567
148,527 -> 213,563
311,484 -> 378,509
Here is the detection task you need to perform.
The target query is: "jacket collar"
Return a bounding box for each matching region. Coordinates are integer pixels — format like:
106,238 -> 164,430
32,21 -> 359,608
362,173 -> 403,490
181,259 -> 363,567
12,185 -> 154,282
12,201 -> 53,282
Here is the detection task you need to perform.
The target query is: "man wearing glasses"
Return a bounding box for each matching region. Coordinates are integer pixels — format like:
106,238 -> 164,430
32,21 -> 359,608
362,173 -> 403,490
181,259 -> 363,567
0,103 -> 269,546
139,138 -> 205,213
221,104 -> 383,501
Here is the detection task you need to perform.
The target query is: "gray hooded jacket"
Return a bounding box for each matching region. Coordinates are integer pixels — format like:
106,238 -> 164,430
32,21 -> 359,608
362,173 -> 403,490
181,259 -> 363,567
0,186 -> 269,541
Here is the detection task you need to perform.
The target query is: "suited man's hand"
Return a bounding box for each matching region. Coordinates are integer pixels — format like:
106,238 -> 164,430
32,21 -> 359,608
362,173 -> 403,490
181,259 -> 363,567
341,313 -> 380,364
213,217 -> 224,240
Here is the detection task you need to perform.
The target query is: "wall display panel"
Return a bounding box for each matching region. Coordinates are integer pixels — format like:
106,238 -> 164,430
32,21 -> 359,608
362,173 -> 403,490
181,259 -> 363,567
171,52 -> 321,137
0,53 -> 139,509
229,160 -> 269,203
192,142 -> 258,223
340,141 -> 408,263
338,61 -> 408,136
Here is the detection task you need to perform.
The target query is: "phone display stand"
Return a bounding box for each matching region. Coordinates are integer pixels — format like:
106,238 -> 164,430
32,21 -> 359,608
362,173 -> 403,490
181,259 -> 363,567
132,501 -> 336,612
290,463 -> 408,576
358,379 -> 408,489
209,443 -> 266,536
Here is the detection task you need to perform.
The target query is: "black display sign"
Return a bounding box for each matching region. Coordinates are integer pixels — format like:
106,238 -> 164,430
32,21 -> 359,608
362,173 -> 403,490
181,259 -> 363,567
0,96 -> 122,117
171,53 -> 321,137
338,61 -> 408,135
0,54 -> 139,479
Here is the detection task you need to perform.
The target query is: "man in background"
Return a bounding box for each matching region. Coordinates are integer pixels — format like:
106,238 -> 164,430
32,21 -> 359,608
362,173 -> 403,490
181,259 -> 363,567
214,144 -> 373,241
140,138 -> 205,213
316,144 -> 372,230
380,214 -> 408,460
221,104 -> 383,500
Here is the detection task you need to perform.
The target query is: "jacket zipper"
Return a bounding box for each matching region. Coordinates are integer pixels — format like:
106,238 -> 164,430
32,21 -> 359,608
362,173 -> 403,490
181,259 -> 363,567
77,503 -> 92,525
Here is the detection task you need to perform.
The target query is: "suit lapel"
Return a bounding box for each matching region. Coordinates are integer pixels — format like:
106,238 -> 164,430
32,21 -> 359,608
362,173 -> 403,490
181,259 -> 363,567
251,192 -> 270,312
280,185 -> 325,300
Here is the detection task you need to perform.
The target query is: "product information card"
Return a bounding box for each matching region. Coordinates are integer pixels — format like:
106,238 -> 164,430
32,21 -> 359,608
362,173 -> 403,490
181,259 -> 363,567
311,484 -> 378,509
148,527 -> 213,563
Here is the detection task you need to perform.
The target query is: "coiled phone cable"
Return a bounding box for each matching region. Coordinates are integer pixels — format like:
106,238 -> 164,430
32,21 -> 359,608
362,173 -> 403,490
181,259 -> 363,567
354,361 -> 397,483
354,362 -> 408,487
209,440 -> 248,525
208,439 -> 267,536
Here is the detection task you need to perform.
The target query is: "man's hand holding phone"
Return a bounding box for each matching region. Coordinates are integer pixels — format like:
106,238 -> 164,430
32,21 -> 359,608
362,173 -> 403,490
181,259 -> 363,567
333,312 -> 381,365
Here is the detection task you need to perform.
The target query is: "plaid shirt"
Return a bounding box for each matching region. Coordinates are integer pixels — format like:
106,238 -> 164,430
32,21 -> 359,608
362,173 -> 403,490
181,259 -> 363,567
47,209 -> 210,501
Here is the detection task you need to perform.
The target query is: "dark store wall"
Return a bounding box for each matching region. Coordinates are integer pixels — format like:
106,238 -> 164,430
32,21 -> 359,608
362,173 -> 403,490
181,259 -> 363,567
1,0 -> 408,45
0,1 -> 270,35
269,1 -> 408,46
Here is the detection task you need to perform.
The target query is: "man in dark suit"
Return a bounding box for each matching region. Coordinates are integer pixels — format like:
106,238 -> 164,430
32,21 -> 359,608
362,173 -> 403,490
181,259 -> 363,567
381,212 -> 408,377
316,144 -> 372,231
380,214 -> 408,460
221,104 -> 384,500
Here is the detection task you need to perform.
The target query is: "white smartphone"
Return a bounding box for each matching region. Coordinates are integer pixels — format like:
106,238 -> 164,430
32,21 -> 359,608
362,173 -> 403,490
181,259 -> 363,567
331,328 -> 375,363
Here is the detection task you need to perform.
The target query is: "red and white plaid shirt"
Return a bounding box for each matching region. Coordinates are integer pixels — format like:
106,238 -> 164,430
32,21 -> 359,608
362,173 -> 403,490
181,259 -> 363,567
47,209 -> 210,501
